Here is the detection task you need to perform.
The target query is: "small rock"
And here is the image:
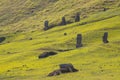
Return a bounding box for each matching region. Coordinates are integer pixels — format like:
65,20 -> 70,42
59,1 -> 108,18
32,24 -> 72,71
29,38 -> 33,40
64,33 -> 67,36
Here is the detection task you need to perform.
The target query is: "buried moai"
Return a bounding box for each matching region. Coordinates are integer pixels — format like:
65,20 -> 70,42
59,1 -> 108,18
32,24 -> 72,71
48,63 -> 78,77
61,17 -> 66,25
44,20 -> 49,30
76,34 -> 83,48
75,13 -> 80,22
103,32 -> 109,43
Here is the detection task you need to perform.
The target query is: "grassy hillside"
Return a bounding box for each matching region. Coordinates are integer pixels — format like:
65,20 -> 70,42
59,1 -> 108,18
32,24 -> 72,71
0,0 -> 120,80
0,0 -> 120,34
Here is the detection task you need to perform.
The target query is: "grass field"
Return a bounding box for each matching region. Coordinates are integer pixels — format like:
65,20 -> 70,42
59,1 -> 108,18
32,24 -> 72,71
0,0 -> 120,80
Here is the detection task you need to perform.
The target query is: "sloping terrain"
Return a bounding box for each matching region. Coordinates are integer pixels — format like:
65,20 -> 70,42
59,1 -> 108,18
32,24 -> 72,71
0,0 -> 120,34
0,0 -> 120,80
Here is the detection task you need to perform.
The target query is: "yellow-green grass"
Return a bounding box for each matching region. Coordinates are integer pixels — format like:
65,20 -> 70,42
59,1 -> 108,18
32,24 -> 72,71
0,7 -> 120,80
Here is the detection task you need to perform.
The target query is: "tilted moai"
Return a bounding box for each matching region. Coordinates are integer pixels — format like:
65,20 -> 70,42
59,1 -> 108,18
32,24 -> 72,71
61,17 -> 66,25
103,32 -> 109,43
75,13 -> 80,22
76,34 -> 83,48
44,20 -> 49,30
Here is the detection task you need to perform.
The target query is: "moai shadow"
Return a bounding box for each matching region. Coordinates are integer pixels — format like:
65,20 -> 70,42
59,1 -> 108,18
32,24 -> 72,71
103,32 -> 109,43
61,17 -> 66,25
75,13 -> 80,22
44,20 -> 49,30
76,34 -> 83,48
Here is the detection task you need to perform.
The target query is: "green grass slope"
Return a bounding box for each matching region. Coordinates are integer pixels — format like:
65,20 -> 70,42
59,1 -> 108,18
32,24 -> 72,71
0,0 -> 120,80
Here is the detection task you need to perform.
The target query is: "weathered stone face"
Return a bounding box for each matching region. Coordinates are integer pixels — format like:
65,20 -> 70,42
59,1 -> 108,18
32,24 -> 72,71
76,34 -> 83,48
103,32 -> 109,43
44,20 -> 49,30
61,17 -> 66,25
0,37 -> 6,43
75,13 -> 80,22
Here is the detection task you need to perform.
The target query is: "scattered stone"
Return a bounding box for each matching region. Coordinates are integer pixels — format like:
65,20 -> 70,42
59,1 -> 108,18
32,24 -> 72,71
103,7 -> 109,11
29,38 -> 33,40
76,34 -> 83,48
38,51 -> 57,58
22,65 -> 27,67
7,52 -> 11,54
103,32 -> 109,43
75,13 -> 80,22
7,70 -> 11,72
101,70 -> 104,72
48,63 -> 78,77
64,33 -> 67,36
0,37 -> 6,43
7,41 -> 10,43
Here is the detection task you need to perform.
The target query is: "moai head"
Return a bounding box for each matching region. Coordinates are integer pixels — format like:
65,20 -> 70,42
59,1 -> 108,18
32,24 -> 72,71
44,20 -> 49,30
76,34 -> 83,48
75,13 -> 80,22
103,32 -> 109,43
61,17 -> 66,25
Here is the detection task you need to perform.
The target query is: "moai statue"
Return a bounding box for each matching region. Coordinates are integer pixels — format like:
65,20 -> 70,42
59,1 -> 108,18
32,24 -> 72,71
61,17 -> 66,25
75,13 -> 80,22
103,32 -> 109,43
0,37 -> 6,43
76,34 -> 83,48
44,20 -> 49,30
